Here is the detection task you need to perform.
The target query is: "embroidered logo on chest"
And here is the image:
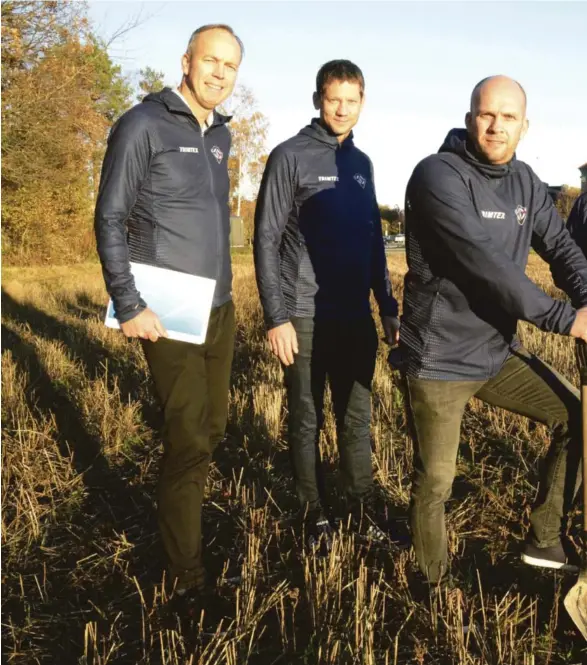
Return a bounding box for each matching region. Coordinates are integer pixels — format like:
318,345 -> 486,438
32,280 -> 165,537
354,173 -> 367,189
515,205 -> 527,225
211,146 -> 223,164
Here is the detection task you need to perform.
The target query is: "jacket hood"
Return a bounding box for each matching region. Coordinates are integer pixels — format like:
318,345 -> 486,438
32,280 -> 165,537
298,118 -> 354,150
439,127 -> 516,179
142,87 -> 232,126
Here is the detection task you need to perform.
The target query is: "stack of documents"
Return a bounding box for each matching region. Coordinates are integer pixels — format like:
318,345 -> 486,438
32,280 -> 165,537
105,262 -> 216,345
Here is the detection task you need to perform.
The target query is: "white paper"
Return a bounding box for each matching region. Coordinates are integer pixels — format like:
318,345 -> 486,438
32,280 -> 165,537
104,262 -> 216,345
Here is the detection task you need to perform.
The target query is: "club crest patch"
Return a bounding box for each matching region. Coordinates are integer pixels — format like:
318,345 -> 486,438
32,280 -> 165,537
211,146 -> 223,164
354,173 -> 366,189
515,205 -> 527,225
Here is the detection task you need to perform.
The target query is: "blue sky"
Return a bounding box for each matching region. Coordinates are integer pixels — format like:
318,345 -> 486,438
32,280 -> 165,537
89,0 -> 587,208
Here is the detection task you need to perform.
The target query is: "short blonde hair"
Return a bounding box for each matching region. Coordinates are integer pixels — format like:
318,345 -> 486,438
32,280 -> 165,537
186,24 -> 244,58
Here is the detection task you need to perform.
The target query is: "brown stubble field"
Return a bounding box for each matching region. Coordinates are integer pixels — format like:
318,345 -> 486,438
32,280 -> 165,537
1,252 -> 586,664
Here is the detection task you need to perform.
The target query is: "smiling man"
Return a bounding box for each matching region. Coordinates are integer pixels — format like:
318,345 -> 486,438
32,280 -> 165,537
400,75 -> 587,586
254,60 -> 399,555
95,25 -> 242,610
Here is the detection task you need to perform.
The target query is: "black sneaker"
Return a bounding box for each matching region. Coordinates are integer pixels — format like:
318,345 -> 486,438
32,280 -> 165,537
521,540 -> 579,573
305,511 -> 334,557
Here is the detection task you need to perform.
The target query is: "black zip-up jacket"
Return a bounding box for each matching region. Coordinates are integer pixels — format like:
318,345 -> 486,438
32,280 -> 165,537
95,87 -> 232,323
401,128 -> 587,380
566,192 -> 587,258
254,119 -> 397,328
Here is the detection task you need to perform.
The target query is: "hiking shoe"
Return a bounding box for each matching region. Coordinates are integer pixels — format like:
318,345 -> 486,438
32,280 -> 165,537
521,540 -> 579,573
305,511 -> 334,557
344,501 -> 410,550
345,501 -> 389,546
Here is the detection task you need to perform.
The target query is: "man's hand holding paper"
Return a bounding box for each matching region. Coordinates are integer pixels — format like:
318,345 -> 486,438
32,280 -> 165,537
121,307 -> 168,342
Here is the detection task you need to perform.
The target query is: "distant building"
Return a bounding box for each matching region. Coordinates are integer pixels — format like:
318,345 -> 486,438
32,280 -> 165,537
546,184 -> 563,203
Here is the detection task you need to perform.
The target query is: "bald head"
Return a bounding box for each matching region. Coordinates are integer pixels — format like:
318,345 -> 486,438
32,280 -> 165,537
465,75 -> 529,165
470,75 -> 527,114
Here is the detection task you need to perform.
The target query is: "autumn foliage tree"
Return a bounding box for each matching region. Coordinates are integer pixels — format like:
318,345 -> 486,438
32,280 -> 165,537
136,66 -> 166,101
379,204 -> 404,235
1,1 -> 132,264
224,85 -> 269,229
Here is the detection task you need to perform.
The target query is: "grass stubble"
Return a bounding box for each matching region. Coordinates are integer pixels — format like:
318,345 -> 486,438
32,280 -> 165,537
1,253 -> 586,664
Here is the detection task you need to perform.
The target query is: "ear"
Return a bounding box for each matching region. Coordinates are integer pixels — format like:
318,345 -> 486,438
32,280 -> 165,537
464,111 -> 472,132
181,52 -> 190,77
312,91 -> 320,111
360,92 -> 366,111
520,117 -> 529,141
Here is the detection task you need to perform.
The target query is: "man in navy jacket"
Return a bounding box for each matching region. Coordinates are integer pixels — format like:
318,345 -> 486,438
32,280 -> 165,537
566,191 -> 587,255
401,75 -> 587,584
95,25 -> 243,605
254,60 -> 399,553
566,191 -> 587,371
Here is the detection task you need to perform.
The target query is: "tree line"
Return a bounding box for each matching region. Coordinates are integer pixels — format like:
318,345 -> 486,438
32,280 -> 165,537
1,2 -> 580,263
1,1 -> 270,264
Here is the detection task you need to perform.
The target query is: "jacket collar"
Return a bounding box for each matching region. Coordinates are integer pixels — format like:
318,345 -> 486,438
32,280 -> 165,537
298,117 -> 355,150
144,87 -> 232,128
439,127 -> 517,179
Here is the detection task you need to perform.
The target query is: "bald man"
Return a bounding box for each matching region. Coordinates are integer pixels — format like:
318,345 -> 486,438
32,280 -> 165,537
399,75 -> 587,585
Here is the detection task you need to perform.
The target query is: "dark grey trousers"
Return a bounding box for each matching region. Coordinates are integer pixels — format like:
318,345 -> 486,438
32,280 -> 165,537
283,316 -> 378,512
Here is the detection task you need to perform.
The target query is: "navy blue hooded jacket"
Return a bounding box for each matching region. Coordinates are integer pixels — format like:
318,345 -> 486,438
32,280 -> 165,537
401,129 -> 587,380
254,118 -> 397,328
95,87 -> 233,323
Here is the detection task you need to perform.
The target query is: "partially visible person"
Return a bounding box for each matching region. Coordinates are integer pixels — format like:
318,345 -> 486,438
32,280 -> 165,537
94,24 -> 243,609
566,192 -> 587,255
565,191 -> 587,370
254,60 -> 399,554
400,74 -> 587,586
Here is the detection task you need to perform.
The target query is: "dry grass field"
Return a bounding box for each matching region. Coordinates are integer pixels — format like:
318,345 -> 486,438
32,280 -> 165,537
2,252 -> 586,664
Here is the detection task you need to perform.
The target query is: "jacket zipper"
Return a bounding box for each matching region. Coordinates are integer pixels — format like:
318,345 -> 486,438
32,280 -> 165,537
199,121 -> 223,292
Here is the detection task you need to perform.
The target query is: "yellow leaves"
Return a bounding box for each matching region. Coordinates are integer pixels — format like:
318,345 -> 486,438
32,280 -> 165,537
2,1 -> 132,265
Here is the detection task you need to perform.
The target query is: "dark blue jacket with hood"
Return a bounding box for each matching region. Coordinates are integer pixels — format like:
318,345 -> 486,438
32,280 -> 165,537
95,87 -> 233,323
254,118 -> 397,328
401,129 -> 587,380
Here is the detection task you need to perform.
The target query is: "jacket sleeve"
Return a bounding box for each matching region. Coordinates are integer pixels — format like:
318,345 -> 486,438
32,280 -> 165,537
530,179 -> 587,309
368,161 -> 398,317
94,111 -> 151,323
566,192 -> 587,259
408,158 -> 577,335
253,146 -> 296,329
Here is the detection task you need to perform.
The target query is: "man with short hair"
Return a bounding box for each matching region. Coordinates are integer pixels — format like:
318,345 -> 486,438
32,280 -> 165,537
254,60 -> 399,553
400,74 -> 587,585
95,25 -> 243,603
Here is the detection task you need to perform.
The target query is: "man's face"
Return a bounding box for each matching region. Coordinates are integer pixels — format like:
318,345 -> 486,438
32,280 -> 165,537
315,79 -> 364,140
465,78 -> 528,165
181,29 -> 241,112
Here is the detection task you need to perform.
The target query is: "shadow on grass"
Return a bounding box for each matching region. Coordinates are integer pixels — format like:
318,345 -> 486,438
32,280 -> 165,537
3,286 -> 585,662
